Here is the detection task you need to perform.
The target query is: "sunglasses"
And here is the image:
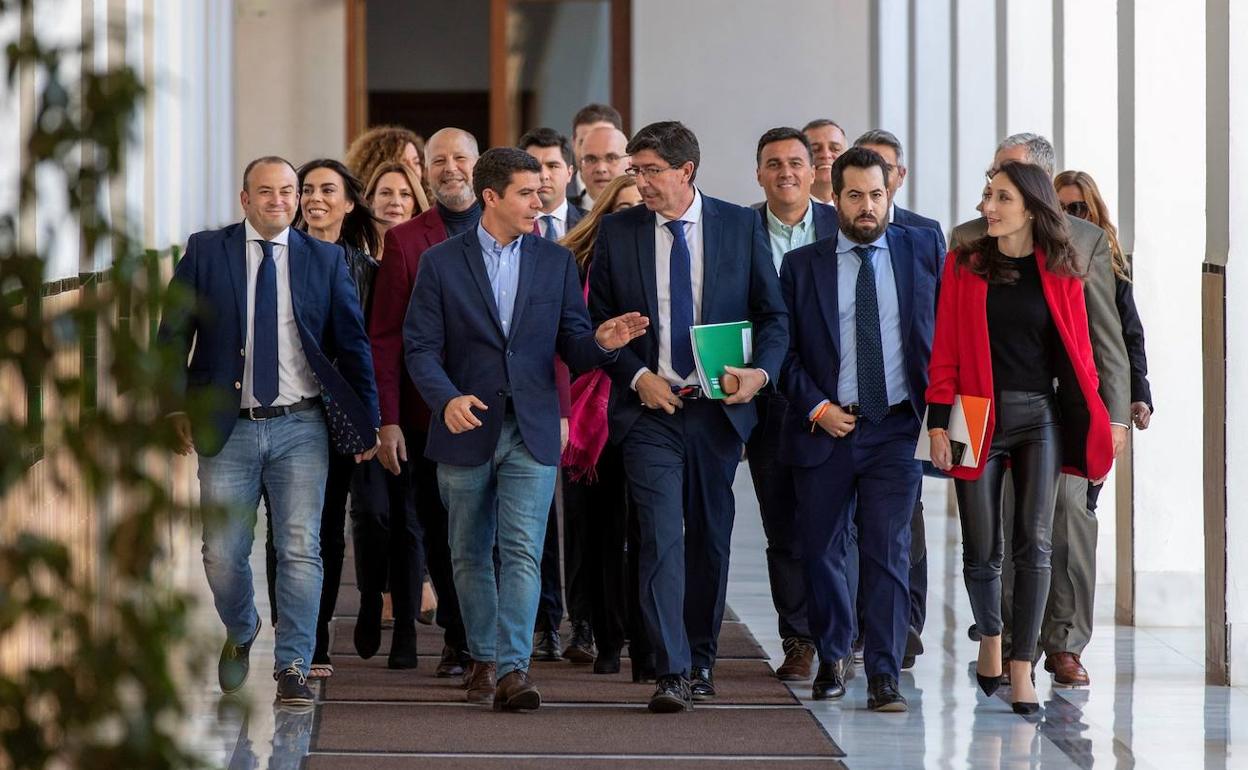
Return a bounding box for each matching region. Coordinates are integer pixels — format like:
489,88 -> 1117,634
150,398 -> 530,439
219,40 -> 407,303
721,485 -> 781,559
1063,201 -> 1090,219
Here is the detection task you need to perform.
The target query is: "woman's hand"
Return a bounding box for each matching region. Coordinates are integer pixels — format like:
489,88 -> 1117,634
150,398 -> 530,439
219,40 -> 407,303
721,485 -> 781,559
929,430 -> 954,471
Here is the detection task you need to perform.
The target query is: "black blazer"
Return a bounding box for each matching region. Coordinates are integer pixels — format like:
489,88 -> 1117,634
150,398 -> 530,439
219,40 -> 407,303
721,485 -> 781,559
588,193 -> 789,444
1115,274 -> 1152,409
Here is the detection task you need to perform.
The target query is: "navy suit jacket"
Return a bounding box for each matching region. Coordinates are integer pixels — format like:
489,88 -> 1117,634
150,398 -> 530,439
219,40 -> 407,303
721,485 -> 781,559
893,204 -> 947,257
565,201 -> 585,232
778,223 -> 942,467
404,230 -> 612,467
158,222 -> 379,457
588,193 -> 789,444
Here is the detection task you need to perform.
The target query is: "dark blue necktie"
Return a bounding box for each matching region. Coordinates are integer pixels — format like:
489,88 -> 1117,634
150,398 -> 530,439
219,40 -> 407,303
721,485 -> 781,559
253,240 -> 279,407
666,220 -> 695,379
854,245 -> 887,423
541,214 -> 556,240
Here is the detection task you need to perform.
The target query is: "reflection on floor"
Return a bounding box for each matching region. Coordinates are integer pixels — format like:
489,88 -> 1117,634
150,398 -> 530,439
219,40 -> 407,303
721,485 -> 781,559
183,470 -> 1248,768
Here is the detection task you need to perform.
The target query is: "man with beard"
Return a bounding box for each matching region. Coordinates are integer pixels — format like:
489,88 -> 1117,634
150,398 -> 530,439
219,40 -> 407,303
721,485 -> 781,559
803,119 -> 848,205
777,147 -> 941,712
368,127 -> 481,678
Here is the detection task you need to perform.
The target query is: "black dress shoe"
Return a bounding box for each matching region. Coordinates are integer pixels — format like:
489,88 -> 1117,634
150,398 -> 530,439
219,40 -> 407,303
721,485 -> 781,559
631,653 -> 657,683
435,645 -> 466,678
901,625 -> 924,670
533,629 -> 562,662
690,666 -> 716,700
563,620 -> 596,663
354,592 -> 383,659
387,624 -> 419,669
274,666 -> 314,710
593,647 -> 621,675
219,617 -> 262,694
811,660 -> 845,700
867,674 -> 908,712
648,674 -> 693,713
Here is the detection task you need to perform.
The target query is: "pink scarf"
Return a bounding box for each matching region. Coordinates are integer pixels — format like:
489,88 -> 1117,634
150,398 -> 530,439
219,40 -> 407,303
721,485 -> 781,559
561,263 -> 611,482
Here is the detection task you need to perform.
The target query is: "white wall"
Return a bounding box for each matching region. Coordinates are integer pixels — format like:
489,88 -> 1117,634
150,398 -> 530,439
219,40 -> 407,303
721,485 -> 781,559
631,0 -> 872,206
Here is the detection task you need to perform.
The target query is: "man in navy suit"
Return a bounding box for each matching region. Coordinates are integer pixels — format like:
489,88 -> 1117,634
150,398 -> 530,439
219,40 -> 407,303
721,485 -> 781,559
749,127 -> 839,682
159,156 -> 380,708
405,148 -> 647,711
589,121 -> 788,713
779,147 -> 940,712
853,128 -> 948,669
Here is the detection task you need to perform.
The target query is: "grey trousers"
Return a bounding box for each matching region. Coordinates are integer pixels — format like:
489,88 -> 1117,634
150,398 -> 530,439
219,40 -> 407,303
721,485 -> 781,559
1001,473 -> 1097,659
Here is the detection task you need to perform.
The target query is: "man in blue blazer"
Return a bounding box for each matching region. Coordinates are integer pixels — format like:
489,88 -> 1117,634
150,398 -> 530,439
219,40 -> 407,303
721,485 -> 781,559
749,127 -> 840,683
405,148 -> 646,712
158,156 -> 379,708
779,147 -> 941,712
588,122 -> 788,713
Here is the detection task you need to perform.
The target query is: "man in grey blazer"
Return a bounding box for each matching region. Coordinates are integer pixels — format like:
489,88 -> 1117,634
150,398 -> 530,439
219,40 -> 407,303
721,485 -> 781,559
951,133 -> 1130,688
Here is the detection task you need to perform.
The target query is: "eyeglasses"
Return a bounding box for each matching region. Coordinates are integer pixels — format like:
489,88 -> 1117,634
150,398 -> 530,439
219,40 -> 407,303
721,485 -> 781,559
582,153 -> 624,167
1063,200 -> 1090,219
625,165 -> 677,180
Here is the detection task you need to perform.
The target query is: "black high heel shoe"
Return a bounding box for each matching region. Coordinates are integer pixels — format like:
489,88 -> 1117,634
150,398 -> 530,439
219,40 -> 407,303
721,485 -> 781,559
1012,701 -> 1040,715
976,671 -> 1002,697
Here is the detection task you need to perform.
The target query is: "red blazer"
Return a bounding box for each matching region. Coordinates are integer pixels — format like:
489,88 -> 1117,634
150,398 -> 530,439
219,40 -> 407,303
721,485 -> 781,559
926,248 -> 1113,481
369,207 -> 572,437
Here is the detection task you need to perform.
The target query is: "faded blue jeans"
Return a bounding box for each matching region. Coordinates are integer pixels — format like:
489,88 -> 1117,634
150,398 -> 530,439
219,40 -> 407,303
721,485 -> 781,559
198,409 -> 328,676
437,414 -> 557,677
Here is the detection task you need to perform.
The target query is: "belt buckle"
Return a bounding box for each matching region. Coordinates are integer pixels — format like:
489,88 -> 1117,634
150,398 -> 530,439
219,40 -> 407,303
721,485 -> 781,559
248,406 -> 260,421
674,384 -> 702,400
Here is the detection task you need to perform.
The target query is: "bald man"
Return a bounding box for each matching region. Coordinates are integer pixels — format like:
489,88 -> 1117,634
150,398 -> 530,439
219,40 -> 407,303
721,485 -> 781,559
572,126 -> 629,211
367,127 -> 482,679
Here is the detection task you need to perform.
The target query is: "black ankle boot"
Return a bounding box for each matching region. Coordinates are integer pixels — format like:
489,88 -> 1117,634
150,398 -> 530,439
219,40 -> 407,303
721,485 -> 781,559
387,622 -> 419,669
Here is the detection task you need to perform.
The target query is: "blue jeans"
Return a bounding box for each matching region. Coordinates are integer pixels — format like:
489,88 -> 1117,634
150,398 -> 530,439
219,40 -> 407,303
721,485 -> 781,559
198,410 -> 329,676
437,414 -> 557,677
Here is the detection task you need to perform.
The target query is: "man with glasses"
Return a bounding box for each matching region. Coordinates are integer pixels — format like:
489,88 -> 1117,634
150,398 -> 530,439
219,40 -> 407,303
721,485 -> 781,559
951,132 -> 1130,690
588,121 -> 788,713
567,103 -> 623,204
574,125 -> 630,211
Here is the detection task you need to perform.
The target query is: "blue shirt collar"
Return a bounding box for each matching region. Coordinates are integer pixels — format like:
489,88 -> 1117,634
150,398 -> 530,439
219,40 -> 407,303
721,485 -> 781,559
835,228 -> 889,256
476,222 -> 522,256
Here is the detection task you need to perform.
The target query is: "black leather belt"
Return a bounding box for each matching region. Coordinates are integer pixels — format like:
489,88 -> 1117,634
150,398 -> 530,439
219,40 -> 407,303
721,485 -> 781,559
240,396 -> 321,421
841,400 -> 911,417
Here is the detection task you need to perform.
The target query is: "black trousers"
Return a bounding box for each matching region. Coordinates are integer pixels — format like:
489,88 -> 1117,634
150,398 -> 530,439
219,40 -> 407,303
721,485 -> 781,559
349,455 -> 424,627
535,495 -> 565,633
264,452 -> 353,662
955,390 -> 1061,662
408,435 -> 468,654
745,391 -> 810,641
562,443 -> 631,653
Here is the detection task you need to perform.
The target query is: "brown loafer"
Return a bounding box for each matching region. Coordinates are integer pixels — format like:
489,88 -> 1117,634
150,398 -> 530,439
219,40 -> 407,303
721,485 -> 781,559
494,669 -> 541,712
1045,652 -> 1090,687
464,660 -> 497,704
775,638 -> 816,681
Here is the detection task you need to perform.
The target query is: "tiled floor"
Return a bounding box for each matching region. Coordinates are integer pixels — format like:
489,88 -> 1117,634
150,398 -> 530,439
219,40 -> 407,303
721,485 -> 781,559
184,469 -> 1248,768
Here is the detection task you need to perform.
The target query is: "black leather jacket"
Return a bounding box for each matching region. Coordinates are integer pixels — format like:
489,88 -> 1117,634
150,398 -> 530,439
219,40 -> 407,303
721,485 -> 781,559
342,243 -> 379,321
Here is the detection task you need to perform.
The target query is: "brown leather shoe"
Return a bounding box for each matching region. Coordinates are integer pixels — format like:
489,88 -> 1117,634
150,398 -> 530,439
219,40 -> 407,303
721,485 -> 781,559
464,660 -> 497,704
1045,652 -> 1089,687
775,638 -> 815,681
493,669 -> 541,712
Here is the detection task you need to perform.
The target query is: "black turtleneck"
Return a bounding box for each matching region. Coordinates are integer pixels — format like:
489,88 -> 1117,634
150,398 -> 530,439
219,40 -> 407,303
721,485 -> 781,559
437,200 -> 482,237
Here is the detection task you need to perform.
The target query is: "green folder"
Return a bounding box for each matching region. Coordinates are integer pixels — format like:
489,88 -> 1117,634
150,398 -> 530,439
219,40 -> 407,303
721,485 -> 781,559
690,321 -> 754,399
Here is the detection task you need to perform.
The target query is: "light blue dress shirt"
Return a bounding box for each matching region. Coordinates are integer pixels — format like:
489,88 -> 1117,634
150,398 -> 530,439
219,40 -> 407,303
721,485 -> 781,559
764,203 -> 816,274
477,223 -> 523,337
835,229 -> 909,407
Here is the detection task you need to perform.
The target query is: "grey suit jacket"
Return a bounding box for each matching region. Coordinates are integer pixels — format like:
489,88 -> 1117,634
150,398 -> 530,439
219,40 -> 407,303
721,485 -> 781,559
949,214 -> 1130,425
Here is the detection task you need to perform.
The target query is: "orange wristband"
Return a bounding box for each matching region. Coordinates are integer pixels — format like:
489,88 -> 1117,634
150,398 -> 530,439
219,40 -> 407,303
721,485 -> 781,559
810,402 -> 831,432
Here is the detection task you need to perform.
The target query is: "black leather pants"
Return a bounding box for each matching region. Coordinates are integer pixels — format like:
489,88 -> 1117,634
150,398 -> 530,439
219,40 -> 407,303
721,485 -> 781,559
955,390 -> 1062,661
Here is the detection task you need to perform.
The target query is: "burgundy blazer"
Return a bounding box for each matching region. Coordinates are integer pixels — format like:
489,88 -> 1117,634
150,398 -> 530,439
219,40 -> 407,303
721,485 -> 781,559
370,206 -> 572,436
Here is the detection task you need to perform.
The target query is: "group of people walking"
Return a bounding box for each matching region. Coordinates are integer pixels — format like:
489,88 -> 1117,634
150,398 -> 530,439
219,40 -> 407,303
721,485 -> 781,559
159,101 -> 1151,717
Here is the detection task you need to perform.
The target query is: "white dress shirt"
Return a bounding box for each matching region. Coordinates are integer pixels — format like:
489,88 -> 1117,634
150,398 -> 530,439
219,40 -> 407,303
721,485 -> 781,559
541,199 -> 571,241
632,190 -> 705,389
242,221 -> 320,408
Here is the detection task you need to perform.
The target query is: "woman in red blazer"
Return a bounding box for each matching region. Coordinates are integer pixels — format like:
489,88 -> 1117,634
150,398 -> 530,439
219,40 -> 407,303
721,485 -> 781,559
926,161 -> 1113,715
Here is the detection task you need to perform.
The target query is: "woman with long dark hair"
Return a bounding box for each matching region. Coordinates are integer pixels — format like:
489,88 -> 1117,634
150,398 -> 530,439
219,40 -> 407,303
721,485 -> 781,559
559,174 -> 647,677
926,161 -> 1113,714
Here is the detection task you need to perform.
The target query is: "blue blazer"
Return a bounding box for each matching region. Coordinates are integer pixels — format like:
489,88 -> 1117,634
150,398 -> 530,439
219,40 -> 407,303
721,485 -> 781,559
404,230 -> 612,467
566,201 -> 585,232
158,223 -> 379,457
778,223 -> 942,467
893,204 -> 948,257
756,200 -> 840,241
588,193 -> 789,443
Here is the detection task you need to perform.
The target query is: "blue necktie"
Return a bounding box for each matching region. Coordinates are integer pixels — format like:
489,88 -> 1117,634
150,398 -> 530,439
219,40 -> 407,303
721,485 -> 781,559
541,215 -> 556,240
854,245 -> 887,423
253,240 -> 279,407
666,220 -> 695,379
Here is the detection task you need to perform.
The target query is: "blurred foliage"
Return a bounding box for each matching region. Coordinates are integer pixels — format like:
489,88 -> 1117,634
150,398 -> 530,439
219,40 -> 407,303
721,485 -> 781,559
0,1 -> 219,767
